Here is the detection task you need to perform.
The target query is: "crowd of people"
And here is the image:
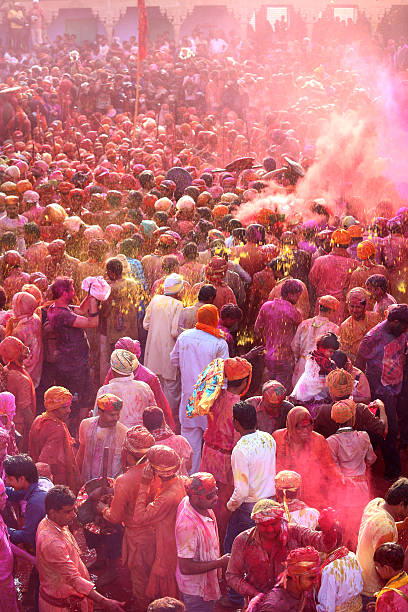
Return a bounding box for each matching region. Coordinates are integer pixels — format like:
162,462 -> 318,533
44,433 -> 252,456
1,3 -> 408,612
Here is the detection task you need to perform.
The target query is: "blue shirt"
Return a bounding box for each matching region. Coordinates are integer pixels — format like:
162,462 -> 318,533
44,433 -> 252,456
6,477 -> 53,549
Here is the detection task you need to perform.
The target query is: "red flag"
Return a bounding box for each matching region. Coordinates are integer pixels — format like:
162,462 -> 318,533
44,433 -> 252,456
138,0 -> 148,60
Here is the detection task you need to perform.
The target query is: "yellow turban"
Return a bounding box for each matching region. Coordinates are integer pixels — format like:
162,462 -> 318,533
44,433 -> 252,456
44,386 -> 72,412
357,240 -> 375,261
275,470 -> 302,491
331,398 -> 357,424
110,349 -> 138,374
326,369 -> 354,399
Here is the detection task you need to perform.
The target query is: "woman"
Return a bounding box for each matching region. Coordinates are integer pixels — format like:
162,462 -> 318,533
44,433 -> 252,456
104,336 -> 175,430
6,292 -> 43,388
0,391 -> 18,456
273,406 -> 344,511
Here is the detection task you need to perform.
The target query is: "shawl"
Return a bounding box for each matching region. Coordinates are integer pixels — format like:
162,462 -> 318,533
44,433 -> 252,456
81,417 -> 121,483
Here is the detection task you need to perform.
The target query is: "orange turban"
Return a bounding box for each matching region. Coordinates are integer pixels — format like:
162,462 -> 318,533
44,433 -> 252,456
44,386 -> 72,412
0,336 -> 28,364
285,547 -> 320,578
147,444 -> 181,477
318,295 -> 340,311
331,229 -> 351,246
347,287 -> 369,304
331,398 -> 356,424
123,425 -> 154,455
196,304 -> 224,339
97,393 -> 123,412
357,240 -> 375,261
262,380 -> 286,405
326,369 -> 354,399
186,472 -> 216,496
212,204 -> 229,219
275,470 -> 302,491
224,357 -> 252,396
347,224 -> 363,238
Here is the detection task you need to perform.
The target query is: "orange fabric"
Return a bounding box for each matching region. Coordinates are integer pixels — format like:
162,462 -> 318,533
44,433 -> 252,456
0,337 -> 36,417
44,386 -> 72,412
224,357 -> 252,395
195,304 -> 224,338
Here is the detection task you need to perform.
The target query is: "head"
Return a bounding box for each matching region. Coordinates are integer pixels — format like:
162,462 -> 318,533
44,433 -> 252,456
318,295 -> 339,320
45,485 -> 77,527
287,406 -> 313,444
24,221 -> 41,246
110,348 -> 138,377
146,444 -> 181,481
275,470 -> 302,503
48,239 -> 66,263
147,598 -> 185,612
106,257 -> 123,281
163,273 -> 183,298
374,543 -> 405,582
316,332 -> 339,359
97,393 -> 123,427
326,368 -> 354,401
386,304 -> 408,337
197,284 -> 216,304
224,357 -> 252,397
233,401 -> 257,435
261,380 -> 287,413
281,279 -> 302,305
251,499 -> 285,540
51,276 -> 74,303
331,398 -> 356,427
44,386 -> 72,421
366,274 -> 388,302
182,242 -> 198,262
12,291 -> 37,318
384,477 -> 408,520
4,454 -> 38,490
143,405 -> 165,431
284,547 -> 320,595
219,303 -> 243,331
186,472 -> 218,512
347,287 -> 369,321
122,425 -> 154,466
0,336 -> 28,365
332,350 -> 351,371
5,197 -> 19,219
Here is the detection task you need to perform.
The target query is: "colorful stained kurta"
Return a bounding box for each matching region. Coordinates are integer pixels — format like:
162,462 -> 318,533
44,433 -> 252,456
95,376 -> 155,428
317,551 -> 363,612
7,313 -> 43,387
339,311 -> 381,363
291,315 -> 339,385
77,416 -> 127,482
0,514 -> 18,612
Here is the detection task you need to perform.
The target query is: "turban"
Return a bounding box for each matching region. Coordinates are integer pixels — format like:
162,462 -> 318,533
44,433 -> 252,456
347,287 -> 369,304
224,357 -> 252,396
331,398 -> 357,424
331,229 -> 351,246
318,295 -> 339,311
12,292 -> 37,318
205,256 -> 228,285
22,189 -> 39,202
147,444 -> 181,477
97,393 -> 123,412
159,233 -> 178,248
251,499 -> 285,523
285,547 -> 320,578
196,304 -> 224,339
213,204 -> 229,219
115,337 -> 142,358
342,215 -> 357,229
347,224 -> 363,238
21,284 -> 42,305
44,386 -> 72,412
110,349 -> 138,374
357,240 -> 375,261
0,392 -> 16,425
387,303 -> 408,323
163,273 -> 183,297
141,220 -> 158,236
0,336 -> 28,364
186,472 -> 216,496
326,369 -> 354,399
123,425 -> 154,456
262,380 -> 286,405
275,470 -> 302,491
155,197 -> 172,212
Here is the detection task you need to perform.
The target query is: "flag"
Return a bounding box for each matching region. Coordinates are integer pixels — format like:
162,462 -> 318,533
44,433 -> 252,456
138,0 -> 148,60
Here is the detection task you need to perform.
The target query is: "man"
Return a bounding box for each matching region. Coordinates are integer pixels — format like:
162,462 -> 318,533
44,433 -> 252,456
143,406 -> 193,475
226,499 -> 337,601
291,295 -> 339,385
95,349 -> 155,428
36,485 -> 125,611
44,239 -> 79,286
0,196 -> 27,254
4,454 -> 53,550
357,478 -> 408,606
332,349 -> 371,404
77,393 -> 127,482
279,230 -> 311,285
248,380 -> 294,435
314,368 -> 388,440
309,228 -> 358,324
148,599 -> 185,612
374,543 -> 408,611
339,287 -> 381,362
356,304 -> 408,480
170,303 -> 229,471
77,239 -> 108,290
144,274 -> 184,419
365,274 -> 396,320
97,426 -> 155,610
349,240 -> 388,293
47,276 -> 99,421
254,546 -> 321,612
23,221 -> 48,273
132,445 -> 186,603
0,476 -> 19,611
175,472 -> 230,611
224,401 -> 277,609
255,278 -> 303,390
267,257 -> 310,320
275,471 -> 319,529
195,256 -> 237,312
178,284 -> 216,332
28,386 -> 81,492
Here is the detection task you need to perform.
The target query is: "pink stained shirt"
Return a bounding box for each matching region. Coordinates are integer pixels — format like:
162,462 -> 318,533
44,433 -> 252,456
254,298 -> 302,363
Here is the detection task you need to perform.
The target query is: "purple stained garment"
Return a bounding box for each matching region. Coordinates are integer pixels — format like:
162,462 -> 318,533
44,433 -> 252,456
254,298 -> 302,363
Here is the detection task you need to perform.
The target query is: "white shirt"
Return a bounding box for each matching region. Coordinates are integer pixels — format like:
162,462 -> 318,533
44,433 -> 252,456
227,430 -> 276,512
94,375 -> 156,428
143,294 -> 183,380
170,327 -> 229,428
317,551 -> 363,612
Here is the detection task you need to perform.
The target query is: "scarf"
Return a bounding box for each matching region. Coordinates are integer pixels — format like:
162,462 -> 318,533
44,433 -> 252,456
151,425 -> 173,442
81,417 -> 119,483
318,547 -> 349,591
376,571 -> 408,603
310,349 -> 336,376
195,322 -> 225,339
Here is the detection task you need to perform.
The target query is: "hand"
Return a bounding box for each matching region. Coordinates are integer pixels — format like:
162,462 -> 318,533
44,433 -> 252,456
96,501 -> 108,514
243,346 -> 265,360
141,463 -> 154,484
218,554 -> 230,569
319,507 -> 337,531
102,599 -> 126,611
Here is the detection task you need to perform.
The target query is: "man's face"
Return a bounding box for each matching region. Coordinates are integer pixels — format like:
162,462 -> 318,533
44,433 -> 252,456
348,297 -> 366,320
295,418 -> 313,442
54,402 -> 71,421
98,409 -> 120,428
286,291 -> 301,305
0,482 -> 7,511
257,518 -> 282,539
50,504 -> 76,527
298,571 -> 319,592
62,283 -> 75,303
319,347 -> 335,359
5,474 -> 25,490
6,203 -> 18,219
48,243 -> 65,262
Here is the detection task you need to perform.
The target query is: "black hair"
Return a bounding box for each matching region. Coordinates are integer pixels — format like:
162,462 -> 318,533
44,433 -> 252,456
50,276 -> 73,299
4,454 -> 38,483
45,485 -> 76,513
119,238 -> 136,258
147,597 -> 185,612
182,242 -> 198,261
24,222 -> 40,239
332,350 -> 348,369
374,543 -> 405,571
233,401 -> 257,430
365,274 -> 388,293
316,332 -> 340,351
1,231 -> 17,249
197,284 -> 217,303
385,477 -> 408,506
281,278 -> 302,299
106,258 -> 123,277
143,405 -> 164,431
